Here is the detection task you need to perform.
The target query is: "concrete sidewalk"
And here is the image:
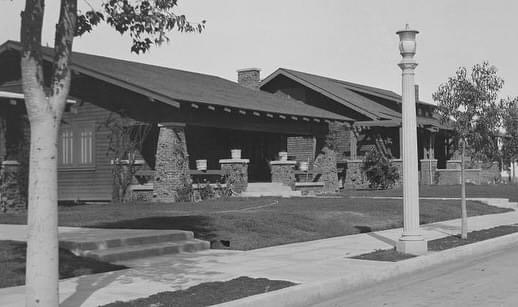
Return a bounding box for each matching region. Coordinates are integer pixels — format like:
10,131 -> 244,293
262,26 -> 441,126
0,199 -> 517,307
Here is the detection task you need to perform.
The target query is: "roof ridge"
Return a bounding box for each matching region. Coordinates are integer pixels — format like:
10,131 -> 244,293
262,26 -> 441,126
280,67 -> 400,97
279,68 -> 401,119
3,40 -> 227,82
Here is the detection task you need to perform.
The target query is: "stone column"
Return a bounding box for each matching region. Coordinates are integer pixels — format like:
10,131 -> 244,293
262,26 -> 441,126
220,158 -> 249,193
396,25 -> 427,255
344,159 -> 364,188
420,159 -> 438,185
447,160 -> 462,170
349,129 -> 358,159
270,160 -> 297,188
390,159 -> 403,186
153,123 -> 190,202
0,160 -> 25,212
313,147 -> 339,193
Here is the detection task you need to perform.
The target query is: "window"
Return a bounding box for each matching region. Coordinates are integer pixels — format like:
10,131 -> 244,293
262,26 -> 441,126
59,124 -> 95,168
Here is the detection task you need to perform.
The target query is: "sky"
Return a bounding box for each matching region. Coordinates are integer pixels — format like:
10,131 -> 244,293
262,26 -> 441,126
0,0 -> 517,103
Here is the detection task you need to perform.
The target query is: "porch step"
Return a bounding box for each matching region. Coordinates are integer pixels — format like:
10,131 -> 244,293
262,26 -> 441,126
80,239 -> 210,263
241,182 -> 302,197
59,229 -> 209,262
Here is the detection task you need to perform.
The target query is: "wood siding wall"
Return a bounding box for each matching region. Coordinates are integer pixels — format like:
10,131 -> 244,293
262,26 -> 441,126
58,101 -> 113,201
287,136 -> 315,164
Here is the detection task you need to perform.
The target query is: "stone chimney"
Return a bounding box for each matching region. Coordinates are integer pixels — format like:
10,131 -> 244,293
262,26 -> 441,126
237,68 -> 261,90
414,84 -> 419,103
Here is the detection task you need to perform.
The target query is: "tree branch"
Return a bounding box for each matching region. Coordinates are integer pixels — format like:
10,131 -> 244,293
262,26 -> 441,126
20,0 -> 47,116
50,0 -> 77,117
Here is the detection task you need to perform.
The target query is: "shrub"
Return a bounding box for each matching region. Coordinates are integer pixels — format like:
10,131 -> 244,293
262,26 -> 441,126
362,150 -> 399,190
198,182 -> 216,201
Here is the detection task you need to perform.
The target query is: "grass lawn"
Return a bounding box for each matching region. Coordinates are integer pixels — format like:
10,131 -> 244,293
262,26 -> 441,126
348,183 -> 518,201
0,196 -> 511,250
100,276 -> 295,307
351,224 -> 518,261
0,240 -> 126,288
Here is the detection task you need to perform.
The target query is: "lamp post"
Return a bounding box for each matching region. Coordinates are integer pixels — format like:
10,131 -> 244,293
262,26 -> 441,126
396,24 -> 427,255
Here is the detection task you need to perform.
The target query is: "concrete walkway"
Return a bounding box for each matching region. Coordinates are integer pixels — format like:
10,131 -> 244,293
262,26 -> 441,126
0,199 -> 517,307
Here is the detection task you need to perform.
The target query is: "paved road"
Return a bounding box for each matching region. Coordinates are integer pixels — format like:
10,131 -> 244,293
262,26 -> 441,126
315,244 -> 518,307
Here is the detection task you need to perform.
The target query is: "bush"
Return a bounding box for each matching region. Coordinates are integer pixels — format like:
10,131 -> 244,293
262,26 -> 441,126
362,150 -> 399,189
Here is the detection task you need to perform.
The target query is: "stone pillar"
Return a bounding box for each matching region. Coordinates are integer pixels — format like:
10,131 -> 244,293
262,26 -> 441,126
153,123 -> 190,202
420,159 -> 438,185
391,159 -> 403,186
344,159 -> 364,188
447,160 -> 462,170
349,129 -> 358,159
220,158 -> 249,193
396,25 -> 427,255
270,160 -> 297,188
313,147 -> 339,193
0,160 -> 25,212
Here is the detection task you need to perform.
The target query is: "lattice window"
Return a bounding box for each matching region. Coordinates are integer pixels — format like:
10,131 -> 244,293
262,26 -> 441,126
59,125 -> 95,168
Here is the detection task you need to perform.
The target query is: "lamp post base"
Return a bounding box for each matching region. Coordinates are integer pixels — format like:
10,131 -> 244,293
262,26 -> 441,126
396,236 -> 428,255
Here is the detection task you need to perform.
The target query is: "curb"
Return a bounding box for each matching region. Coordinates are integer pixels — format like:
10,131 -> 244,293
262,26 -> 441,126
213,231 -> 518,307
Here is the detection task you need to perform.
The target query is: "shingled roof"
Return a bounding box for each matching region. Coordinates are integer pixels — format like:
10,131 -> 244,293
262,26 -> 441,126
260,68 -> 439,120
260,68 -> 447,129
0,41 -> 351,122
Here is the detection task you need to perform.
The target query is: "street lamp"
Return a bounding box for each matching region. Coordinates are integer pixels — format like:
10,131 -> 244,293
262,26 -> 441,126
396,24 -> 427,255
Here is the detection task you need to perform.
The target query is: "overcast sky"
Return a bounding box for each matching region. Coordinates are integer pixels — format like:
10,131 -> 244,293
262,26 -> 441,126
1,0 -> 517,103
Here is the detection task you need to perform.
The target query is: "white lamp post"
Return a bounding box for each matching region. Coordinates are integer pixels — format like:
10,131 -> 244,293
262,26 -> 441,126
396,24 -> 427,255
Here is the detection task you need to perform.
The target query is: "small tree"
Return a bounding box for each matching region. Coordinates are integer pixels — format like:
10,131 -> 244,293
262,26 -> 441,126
101,112 -> 153,203
362,148 -> 399,190
433,62 -> 504,239
501,97 -> 518,181
18,1 -> 204,305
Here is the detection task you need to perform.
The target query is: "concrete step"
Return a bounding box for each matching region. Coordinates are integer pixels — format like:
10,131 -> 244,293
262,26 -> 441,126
246,182 -> 294,193
79,239 -> 210,263
240,190 -> 302,198
247,182 -> 285,188
60,230 -> 193,252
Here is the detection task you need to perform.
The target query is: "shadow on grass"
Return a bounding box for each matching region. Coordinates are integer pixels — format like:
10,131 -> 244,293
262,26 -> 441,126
0,240 -> 127,289
354,225 -> 372,233
89,215 -> 220,242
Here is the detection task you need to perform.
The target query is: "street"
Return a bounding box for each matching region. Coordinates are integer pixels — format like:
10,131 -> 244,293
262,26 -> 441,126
315,243 -> 518,307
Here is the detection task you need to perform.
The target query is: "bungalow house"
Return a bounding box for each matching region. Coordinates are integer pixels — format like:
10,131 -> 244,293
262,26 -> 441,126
0,40 -> 351,203
1,40 -> 468,204
258,68 -> 448,166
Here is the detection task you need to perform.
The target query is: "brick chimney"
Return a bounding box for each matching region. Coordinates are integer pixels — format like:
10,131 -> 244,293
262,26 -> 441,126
237,68 -> 261,90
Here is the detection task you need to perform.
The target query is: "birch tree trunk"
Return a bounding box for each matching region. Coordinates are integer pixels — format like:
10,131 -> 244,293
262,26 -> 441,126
21,1 -> 76,305
24,112 -> 60,307
460,139 -> 468,239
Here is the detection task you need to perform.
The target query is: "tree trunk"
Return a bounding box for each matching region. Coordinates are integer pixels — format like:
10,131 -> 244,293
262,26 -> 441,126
25,114 -> 60,307
21,0 -> 76,305
460,139 -> 468,239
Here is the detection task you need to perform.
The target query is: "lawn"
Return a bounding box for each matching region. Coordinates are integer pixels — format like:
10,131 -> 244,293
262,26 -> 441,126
351,224 -> 518,261
348,183 -> 518,201
0,240 -> 126,288
0,196 -> 511,250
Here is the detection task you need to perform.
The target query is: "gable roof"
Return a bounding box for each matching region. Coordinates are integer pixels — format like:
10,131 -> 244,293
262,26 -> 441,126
260,68 -> 435,121
0,80 -> 77,103
0,41 -> 351,122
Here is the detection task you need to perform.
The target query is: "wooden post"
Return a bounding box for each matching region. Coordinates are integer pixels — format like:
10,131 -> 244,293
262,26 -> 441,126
0,116 -> 6,162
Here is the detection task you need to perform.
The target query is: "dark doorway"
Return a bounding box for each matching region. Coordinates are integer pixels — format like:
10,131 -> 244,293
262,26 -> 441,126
186,126 -> 287,182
